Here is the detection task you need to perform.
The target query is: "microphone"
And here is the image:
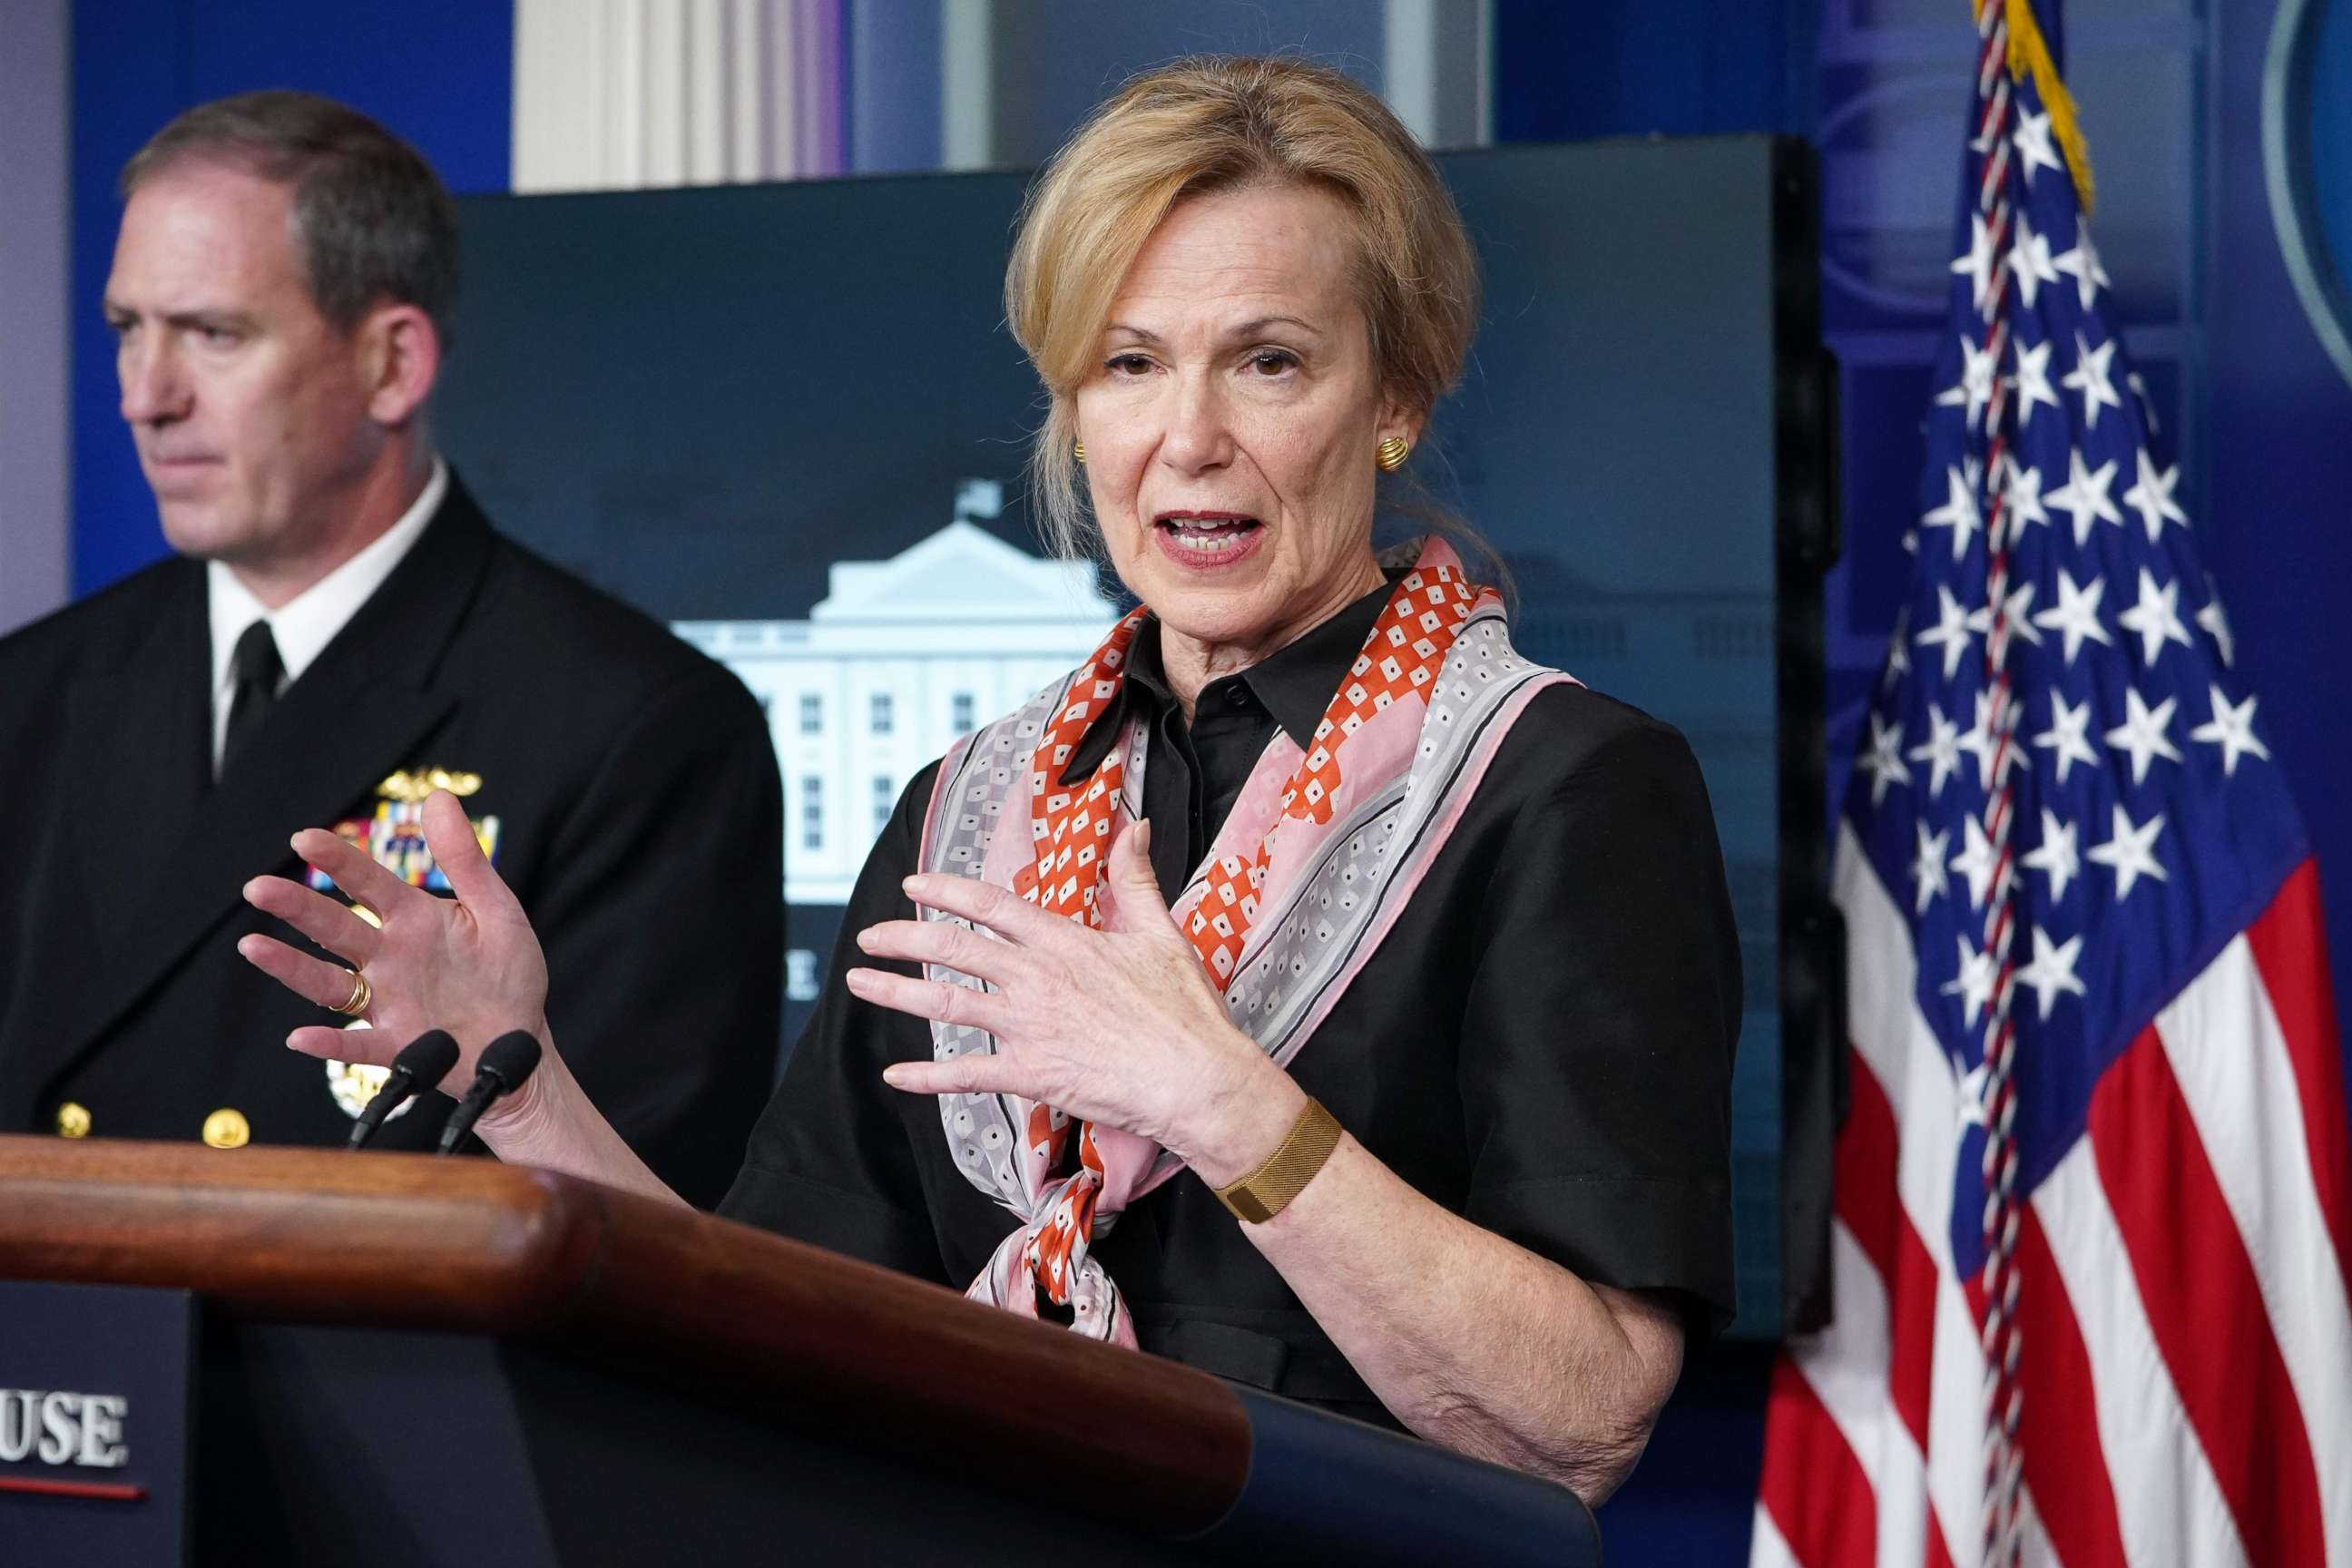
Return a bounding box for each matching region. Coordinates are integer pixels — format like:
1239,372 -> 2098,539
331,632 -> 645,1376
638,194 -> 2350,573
436,1031 -> 544,1154
347,1030 -> 461,1151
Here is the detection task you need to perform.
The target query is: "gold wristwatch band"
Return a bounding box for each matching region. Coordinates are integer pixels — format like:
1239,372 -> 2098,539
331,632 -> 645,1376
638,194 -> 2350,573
1212,1097 -> 1343,1223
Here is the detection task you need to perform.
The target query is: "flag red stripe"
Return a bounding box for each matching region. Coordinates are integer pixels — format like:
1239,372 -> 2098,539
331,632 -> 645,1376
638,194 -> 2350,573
1758,1356 -> 1877,1568
1924,1502 -> 1956,1568
2242,858 -> 2352,1309
1833,1044 -> 1900,1286
1886,1217 -> 1939,1463
1831,1045 -> 1941,1458
2089,1026 -> 2327,1568
2012,1203 -> 2131,1568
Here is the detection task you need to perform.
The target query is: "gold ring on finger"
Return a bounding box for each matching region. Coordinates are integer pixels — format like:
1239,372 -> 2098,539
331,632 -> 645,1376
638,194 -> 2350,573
330,970 -> 372,1018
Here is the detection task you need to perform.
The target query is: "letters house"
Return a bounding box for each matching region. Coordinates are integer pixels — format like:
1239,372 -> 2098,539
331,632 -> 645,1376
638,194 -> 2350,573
0,1389 -> 131,1470
671,481 -> 1118,1009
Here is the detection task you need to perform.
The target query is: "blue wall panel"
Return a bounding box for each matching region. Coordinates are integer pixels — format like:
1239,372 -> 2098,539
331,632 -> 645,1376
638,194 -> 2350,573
71,0 -> 193,600
70,0 -> 513,595
1494,0 -> 1817,139
2314,0 -> 2352,271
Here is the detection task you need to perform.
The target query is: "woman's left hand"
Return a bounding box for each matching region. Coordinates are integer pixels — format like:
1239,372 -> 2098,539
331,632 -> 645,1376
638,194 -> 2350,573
848,820 -> 1299,1179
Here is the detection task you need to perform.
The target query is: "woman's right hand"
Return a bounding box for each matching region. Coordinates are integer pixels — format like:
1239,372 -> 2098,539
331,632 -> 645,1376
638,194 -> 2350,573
238,789 -> 553,1102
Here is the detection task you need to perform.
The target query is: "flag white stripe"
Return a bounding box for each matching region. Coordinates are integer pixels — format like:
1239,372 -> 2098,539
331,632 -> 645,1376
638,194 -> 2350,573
1835,827 -> 1984,1568
1922,1268 -> 1985,1568
1835,829 -> 1967,1265
1750,1501 -> 1804,1568
2152,936 -> 2352,1558
1788,1220 -> 1942,1568
1791,1220 -> 1894,1496
2032,1141 -> 2251,1568
2015,1485 -> 2064,1568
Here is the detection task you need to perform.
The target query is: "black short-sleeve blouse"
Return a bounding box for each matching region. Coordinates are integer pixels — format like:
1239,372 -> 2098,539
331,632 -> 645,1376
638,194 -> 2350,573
720,580 -> 1741,1428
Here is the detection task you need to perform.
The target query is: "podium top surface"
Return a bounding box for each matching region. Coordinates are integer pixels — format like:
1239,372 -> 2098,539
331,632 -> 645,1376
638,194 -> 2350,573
0,1134 -> 1248,1532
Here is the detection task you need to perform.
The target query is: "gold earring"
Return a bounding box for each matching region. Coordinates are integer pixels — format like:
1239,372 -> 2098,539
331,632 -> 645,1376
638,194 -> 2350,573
1376,436 -> 1410,473
1073,440 -> 1086,465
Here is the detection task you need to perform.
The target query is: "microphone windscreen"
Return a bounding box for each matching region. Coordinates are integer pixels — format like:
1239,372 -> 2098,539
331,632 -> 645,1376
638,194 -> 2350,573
392,1029 -> 461,1091
478,1030 -> 544,1090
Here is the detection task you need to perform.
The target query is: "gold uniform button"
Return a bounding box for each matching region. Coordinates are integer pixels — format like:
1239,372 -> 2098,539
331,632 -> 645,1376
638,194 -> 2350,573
55,1102 -> 92,1139
201,1109 -> 250,1150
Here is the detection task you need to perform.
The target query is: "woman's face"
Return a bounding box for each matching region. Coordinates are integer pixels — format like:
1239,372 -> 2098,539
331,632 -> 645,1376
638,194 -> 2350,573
1074,181 -> 1413,659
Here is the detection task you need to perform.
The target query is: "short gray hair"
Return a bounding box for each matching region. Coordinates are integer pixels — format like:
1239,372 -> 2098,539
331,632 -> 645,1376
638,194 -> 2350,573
122,90 -> 461,344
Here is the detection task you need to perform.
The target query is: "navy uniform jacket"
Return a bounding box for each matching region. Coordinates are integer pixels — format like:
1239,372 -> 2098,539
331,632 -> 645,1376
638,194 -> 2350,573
0,477 -> 781,1208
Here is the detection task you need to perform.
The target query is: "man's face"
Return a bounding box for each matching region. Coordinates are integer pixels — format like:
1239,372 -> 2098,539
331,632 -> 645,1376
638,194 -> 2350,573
103,161 -> 383,566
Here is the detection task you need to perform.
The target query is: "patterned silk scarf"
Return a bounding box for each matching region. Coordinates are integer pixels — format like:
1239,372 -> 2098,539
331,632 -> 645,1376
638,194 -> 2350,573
916,536 -> 1573,1344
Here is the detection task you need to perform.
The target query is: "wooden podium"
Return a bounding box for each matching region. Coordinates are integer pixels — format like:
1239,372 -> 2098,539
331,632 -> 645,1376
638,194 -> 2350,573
0,1136 -> 1601,1564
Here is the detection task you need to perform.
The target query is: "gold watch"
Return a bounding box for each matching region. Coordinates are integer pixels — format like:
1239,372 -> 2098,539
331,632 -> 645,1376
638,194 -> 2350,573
1212,1097 -> 1343,1223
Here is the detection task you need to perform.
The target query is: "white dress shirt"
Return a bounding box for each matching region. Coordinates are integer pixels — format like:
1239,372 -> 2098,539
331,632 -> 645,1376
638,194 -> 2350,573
207,459 -> 449,775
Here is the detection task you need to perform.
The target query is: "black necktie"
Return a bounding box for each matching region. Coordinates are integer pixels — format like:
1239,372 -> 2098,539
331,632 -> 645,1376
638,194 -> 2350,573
221,619 -> 284,774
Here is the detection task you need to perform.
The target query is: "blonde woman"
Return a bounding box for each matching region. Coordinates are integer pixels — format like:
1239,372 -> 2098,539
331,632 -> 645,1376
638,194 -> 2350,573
240,56 -> 1739,1503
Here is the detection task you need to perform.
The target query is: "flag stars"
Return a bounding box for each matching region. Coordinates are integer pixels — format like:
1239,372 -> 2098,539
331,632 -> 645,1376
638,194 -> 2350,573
1943,934 -> 2000,1028
2122,449 -> 2189,544
2088,803 -> 2169,902
2063,331 -> 2123,429
2013,107 -> 2066,187
2003,456 -> 2051,533
2034,691 -> 2101,784
2045,448 -> 2122,546
1998,581 -> 2044,651
2007,212 -> 2061,309
1913,821 -> 1952,915
1922,466 -> 1984,562
2118,567 -> 2194,667
2054,223 -> 2111,311
1849,77 -> 2279,1117
2022,808 -> 2081,903
2197,583 -> 2236,667
1958,685 -> 2024,791
1885,608 -> 1914,690
1953,212 -> 2000,317
2102,687 -> 2183,785
1908,701 -> 1968,799
1916,583 -> 1989,681
1949,813 -> 2007,910
1936,338 -> 2002,430
2190,685 -> 2270,775
2015,927 -> 2088,1021
1957,1059 -> 1992,1128
2011,339 -> 2062,430
2034,569 -> 2112,667
1859,711 -> 1913,805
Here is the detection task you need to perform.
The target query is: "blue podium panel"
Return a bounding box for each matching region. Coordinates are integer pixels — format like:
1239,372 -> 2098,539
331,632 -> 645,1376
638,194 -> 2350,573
184,1322 -> 1599,1565
0,1279 -> 195,1564
195,1323 -> 1206,1565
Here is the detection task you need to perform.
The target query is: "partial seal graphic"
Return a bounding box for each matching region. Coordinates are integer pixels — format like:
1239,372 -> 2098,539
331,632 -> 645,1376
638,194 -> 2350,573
2267,0 -> 2352,390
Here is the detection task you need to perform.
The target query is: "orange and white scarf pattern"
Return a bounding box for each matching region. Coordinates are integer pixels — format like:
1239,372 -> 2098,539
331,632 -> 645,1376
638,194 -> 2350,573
916,536 -> 1573,1344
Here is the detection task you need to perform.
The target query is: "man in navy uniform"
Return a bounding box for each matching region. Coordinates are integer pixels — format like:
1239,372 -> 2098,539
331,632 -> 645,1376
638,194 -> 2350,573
0,92 -> 780,1206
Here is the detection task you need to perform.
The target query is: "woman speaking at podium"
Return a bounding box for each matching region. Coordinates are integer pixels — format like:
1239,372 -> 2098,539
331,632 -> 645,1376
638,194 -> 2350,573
240,56 -> 1739,1504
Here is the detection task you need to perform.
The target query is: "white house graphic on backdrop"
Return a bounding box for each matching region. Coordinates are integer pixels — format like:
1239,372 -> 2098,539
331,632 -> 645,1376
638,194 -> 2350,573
673,481 -> 1118,996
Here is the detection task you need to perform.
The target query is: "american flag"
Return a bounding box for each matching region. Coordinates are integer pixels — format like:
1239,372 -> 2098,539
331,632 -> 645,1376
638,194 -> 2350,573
1751,4 -> 2352,1566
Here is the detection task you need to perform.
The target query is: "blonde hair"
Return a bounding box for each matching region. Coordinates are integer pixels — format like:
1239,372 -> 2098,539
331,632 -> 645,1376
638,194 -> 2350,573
1004,56 -> 1482,560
